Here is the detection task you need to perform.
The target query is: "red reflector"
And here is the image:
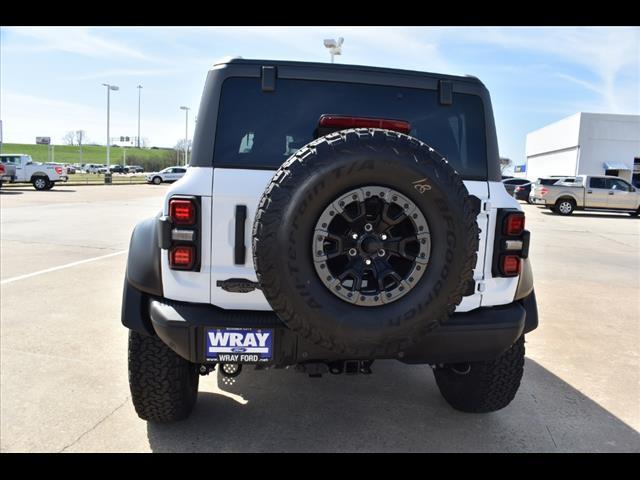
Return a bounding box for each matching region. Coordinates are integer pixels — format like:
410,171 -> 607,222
501,255 -> 521,276
319,115 -> 411,134
170,246 -> 195,269
169,199 -> 196,225
504,212 -> 525,236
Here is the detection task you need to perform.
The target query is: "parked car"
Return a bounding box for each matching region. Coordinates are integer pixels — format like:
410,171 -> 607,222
145,166 -> 187,184
502,177 -> 531,196
513,182 -> 533,202
530,175 -> 640,216
0,162 -> 17,188
109,165 -> 129,174
84,164 -> 106,174
123,58 -> 537,422
66,164 -> 77,174
0,154 -> 67,190
127,165 -> 144,173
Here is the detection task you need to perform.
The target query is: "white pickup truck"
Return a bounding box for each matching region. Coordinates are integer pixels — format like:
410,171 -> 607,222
0,154 -> 68,190
530,175 -> 640,216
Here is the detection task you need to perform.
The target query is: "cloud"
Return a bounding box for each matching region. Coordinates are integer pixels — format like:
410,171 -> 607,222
3,27 -> 163,63
63,68 -> 179,81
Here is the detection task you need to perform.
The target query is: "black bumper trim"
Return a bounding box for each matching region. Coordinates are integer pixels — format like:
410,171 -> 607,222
146,293 -> 537,366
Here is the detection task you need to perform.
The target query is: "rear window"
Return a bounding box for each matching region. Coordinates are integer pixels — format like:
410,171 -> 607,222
213,78 -> 488,180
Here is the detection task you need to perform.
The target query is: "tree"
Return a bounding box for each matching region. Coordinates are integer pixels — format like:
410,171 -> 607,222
63,131 -> 76,146
499,157 -> 513,174
76,130 -> 87,164
174,139 -> 192,166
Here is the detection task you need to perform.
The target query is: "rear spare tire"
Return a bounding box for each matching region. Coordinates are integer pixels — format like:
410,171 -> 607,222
253,128 -> 480,357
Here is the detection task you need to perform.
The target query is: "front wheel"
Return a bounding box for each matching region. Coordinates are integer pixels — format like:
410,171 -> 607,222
128,330 -> 199,422
434,336 -> 525,413
152,176 -> 162,185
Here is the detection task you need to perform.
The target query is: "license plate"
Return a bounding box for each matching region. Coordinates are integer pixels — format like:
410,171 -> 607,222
205,327 -> 273,363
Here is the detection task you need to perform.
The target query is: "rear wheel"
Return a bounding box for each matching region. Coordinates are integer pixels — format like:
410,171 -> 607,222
32,176 -> 49,191
555,199 -> 575,215
128,330 -> 199,422
434,336 -> 525,413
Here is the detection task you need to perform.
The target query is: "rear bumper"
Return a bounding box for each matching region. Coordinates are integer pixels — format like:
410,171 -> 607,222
130,291 -> 538,366
530,196 -> 547,205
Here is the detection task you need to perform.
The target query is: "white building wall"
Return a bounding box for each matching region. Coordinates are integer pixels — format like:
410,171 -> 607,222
525,113 -> 640,183
576,113 -> 640,183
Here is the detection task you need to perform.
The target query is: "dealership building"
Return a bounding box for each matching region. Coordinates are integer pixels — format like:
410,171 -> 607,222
519,112 -> 640,186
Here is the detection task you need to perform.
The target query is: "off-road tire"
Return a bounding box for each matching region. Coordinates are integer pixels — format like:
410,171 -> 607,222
128,330 -> 199,422
32,176 -> 49,191
434,335 -> 525,413
253,128 -> 479,357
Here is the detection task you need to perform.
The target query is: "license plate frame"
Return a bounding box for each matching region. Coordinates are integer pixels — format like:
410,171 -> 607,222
204,327 -> 274,364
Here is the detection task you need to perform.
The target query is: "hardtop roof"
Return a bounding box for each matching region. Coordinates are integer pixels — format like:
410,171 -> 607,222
213,57 -> 484,86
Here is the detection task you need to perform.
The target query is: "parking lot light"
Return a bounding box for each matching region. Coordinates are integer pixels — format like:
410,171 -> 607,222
180,106 -> 190,166
102,83 -> 119,183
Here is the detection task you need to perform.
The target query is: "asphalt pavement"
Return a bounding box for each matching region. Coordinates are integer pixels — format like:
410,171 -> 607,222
1,185 -> 638,452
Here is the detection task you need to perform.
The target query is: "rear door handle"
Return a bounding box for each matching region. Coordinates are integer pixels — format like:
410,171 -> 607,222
234,205 -> 247,265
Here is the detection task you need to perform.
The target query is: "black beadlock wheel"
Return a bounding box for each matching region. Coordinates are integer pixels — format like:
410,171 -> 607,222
253,128 -> 480,357
128,331 -> 199,422
434,336 -> 525,413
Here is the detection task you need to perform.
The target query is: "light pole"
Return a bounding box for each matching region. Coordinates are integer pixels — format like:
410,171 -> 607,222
323,37 -> 344,63
137,85 -> 142,148
180,106 -> 190,166
102,83 -> 119,181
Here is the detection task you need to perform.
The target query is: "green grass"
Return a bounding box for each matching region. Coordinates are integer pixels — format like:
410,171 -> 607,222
0,143 -> 181,172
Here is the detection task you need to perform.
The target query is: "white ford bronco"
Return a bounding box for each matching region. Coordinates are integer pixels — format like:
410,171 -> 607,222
122,58 -> 537,422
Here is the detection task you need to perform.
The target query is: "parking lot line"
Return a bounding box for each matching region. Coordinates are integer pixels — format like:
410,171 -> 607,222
0,250 -> 127,285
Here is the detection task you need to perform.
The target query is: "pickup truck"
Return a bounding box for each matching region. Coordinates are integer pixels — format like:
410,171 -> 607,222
530,175 -> 640,216
0,154 -> 68,190
0,162 -> 17,187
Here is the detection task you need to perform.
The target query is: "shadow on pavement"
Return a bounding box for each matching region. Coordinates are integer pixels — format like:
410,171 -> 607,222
0,188 -> 77,193
146,358 -> 640,452
540,211 -> 637,220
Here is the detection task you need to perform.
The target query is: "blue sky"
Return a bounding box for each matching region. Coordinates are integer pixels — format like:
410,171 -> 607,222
1,27 -> 639,167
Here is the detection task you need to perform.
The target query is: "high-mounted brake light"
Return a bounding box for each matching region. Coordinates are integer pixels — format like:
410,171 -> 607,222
319,115 -> 411,134
170,245 -> 195,270
503,212 -> 525,236
169,199 -> 196,226
501,255 -> 521,277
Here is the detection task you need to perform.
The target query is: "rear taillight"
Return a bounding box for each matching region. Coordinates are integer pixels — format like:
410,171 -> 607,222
55,166 -> 63,175
318,115 -> 411,134
503,212 -> 525,236
539,187 -> 549,196
162,196 -> 200,271
169,199 -> 196,226
492,209 -> 529,279
169,245 -> 195,270
500,255 -> 521,277
0,164 -> 5,174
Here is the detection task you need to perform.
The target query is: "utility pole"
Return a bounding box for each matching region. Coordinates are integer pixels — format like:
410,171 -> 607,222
102,83 -> 119,183
180,106 -> 190,166
137,85 -> 142,148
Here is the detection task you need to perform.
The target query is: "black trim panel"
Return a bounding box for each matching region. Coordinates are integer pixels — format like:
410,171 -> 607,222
234,205 -> 247,265
126,214 -> 163,297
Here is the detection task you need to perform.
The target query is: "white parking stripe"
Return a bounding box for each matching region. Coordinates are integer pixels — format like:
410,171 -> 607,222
0,250 -> 127,285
